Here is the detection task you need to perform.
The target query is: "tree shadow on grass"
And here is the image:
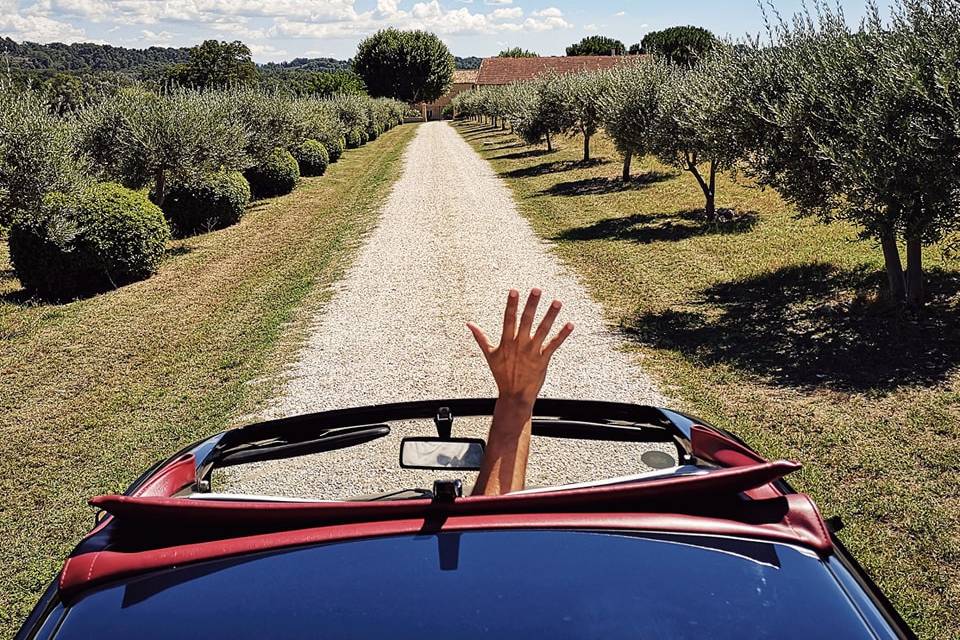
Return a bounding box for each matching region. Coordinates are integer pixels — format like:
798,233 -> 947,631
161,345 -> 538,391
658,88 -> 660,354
493,149 -> 556,161
557,209 -> 758,244
624,262 -> 960,391
504,158 -> 610,179
543,171 -> 674,197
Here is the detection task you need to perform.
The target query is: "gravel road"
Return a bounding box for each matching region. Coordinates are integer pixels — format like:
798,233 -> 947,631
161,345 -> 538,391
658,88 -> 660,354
222,122 -> 669,499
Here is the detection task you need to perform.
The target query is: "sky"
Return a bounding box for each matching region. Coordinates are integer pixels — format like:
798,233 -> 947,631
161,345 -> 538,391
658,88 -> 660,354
0,0 -> 895,62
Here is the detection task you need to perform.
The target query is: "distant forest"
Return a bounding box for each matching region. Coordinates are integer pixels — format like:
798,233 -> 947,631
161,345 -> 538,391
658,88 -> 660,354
0,38 -> 483,78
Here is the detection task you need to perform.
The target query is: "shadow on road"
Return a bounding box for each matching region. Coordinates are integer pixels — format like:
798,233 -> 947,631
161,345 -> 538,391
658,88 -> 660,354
624,262 -> 960,391
556,209 -> 758,244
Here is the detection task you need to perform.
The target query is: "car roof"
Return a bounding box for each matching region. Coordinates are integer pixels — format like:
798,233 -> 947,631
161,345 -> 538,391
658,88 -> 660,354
56,399 -> 830,598
49,529 -> 895,640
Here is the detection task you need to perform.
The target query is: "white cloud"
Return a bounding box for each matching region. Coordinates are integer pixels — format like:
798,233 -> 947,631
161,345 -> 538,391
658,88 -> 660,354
531,7 -> 563,17
614,11 -> 625,17
484,0 -> 511,4
490,6 -> 521,20
0,12 -> 86,41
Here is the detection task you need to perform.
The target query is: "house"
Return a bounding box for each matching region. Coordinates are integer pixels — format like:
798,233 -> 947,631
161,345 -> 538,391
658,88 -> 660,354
474,55 -> 637,86
417,69 -> 479,121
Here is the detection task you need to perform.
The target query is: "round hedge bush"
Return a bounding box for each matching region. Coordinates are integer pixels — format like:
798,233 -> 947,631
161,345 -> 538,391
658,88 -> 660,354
326,136 -> 346,162
366,125 -> 380,142
9,182 -> 170,299
345,128 -> 364,149
292,139 -> 330,177
161,171 -> 251,237
244,147 -> 300,199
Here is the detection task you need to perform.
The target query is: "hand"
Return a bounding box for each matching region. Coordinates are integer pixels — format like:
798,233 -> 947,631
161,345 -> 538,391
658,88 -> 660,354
468,288 -> 574,496
468,288 -> 574,408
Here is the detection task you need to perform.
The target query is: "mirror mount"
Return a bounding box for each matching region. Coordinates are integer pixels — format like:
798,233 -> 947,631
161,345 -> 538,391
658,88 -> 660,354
434,406 -> 453,439
432,479 -> 463,502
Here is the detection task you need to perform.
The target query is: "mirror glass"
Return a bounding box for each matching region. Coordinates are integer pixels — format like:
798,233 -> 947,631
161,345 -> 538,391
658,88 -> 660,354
401,439 -> 484,470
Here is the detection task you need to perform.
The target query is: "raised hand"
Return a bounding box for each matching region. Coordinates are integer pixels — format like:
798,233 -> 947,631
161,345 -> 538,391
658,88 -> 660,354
469,288 -> 574,496
467,288 -> 574,409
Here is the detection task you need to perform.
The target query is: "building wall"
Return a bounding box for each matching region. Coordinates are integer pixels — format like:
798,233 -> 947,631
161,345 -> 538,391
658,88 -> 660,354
418,82 -> 475,121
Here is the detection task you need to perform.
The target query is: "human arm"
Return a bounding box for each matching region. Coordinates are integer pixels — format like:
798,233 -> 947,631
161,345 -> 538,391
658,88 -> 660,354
467,288 -> 574,496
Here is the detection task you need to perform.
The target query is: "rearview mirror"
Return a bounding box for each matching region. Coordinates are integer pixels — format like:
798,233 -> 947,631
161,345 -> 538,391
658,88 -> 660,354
400,438 -> 485,471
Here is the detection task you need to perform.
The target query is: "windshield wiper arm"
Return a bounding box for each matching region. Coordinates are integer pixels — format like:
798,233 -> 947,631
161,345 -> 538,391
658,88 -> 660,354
214,424 -> 391,467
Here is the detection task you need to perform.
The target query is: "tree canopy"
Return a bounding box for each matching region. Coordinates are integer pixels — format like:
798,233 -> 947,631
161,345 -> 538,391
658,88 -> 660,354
641,26 -> 717,66
167,40 -> 258,89
352,29 -> 455,103
498,47 -> 539,58
566,36 -> 626,56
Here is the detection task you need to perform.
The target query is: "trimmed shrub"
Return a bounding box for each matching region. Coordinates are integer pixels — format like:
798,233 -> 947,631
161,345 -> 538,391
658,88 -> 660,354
345,128 -> 364,149
161,171 -> 251,236
9,182 -> 170,299
327,136 -> 346,162
291,139 -> 330,177
244,147 -> 300,198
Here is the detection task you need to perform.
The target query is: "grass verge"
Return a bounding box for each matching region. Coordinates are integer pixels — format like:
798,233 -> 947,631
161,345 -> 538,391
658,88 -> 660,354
456,120 -> 959,639
0,123 -> 417,635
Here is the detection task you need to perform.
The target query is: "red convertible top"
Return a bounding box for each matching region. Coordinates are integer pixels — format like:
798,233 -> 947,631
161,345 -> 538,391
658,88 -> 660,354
56,424 -> 832,597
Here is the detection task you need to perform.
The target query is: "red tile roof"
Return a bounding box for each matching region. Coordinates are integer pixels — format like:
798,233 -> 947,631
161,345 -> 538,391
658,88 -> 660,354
476,55 -> 640,85
452,69 -> 479,84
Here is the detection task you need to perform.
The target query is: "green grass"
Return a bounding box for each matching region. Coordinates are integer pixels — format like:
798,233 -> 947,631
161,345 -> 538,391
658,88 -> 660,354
456,120 -> 960,640
0,123 -> 418,635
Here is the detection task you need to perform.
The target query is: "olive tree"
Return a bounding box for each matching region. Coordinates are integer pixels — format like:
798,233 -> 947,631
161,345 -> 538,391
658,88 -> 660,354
731,0 -> 960,305
600,59 -> 669,181
78,88 -> 247,206
649,52 -> 745,219
559,71 -> 610,162
0,85 -> 85,226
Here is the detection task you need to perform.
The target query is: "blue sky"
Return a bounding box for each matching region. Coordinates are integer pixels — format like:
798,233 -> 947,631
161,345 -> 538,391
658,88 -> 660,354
0,0 -> 893,62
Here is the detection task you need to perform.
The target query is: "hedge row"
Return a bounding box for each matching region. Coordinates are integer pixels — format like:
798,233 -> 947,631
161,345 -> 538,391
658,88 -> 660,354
0,87 -> 413,299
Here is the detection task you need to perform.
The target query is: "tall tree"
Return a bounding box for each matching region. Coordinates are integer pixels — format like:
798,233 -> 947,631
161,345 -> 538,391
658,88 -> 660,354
353,29 -> 454,103
498,47 -> 539,58
169,40 -> 258,89
641,26 -> 717,67
566,36 -> 626,56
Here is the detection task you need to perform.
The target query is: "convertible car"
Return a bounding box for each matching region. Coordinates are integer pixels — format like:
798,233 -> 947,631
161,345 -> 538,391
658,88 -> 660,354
17,399 -> 915,639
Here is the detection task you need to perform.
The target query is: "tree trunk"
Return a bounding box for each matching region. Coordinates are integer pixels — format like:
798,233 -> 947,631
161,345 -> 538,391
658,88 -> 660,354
705,160 -> 717,220
879,227 -> 906,303
583,133 -> 591,162
546,131 -> 552,151
906,236 -> 924,307
686,155 -> 713,219
154,169 -> 166,207
622,151 -> 632,182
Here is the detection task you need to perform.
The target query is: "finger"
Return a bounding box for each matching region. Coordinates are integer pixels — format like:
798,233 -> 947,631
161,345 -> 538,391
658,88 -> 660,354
543,322 -> 575,359
500,289 -> 520,344
467,322 -> 494,355
532,299 -> 562,347
517,288 -> 542,339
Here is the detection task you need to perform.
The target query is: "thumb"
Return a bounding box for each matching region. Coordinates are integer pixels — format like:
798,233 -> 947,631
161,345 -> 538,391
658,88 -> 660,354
467,322 -> 494,355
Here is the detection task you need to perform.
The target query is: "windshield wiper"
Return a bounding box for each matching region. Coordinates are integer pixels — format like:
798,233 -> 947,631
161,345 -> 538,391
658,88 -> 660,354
214,424 -> 391,467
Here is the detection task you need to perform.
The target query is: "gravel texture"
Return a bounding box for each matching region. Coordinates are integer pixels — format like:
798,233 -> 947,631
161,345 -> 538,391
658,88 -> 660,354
222,122 -> 669,499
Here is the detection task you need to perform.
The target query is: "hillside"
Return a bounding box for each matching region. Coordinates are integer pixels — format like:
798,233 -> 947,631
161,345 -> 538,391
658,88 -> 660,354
0,37 -> 189,75
1,39 -> 483,77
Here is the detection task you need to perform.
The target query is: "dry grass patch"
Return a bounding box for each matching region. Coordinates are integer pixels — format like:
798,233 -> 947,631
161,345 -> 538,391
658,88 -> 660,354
0,123 -> 417,635
456,120 -> 960,640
